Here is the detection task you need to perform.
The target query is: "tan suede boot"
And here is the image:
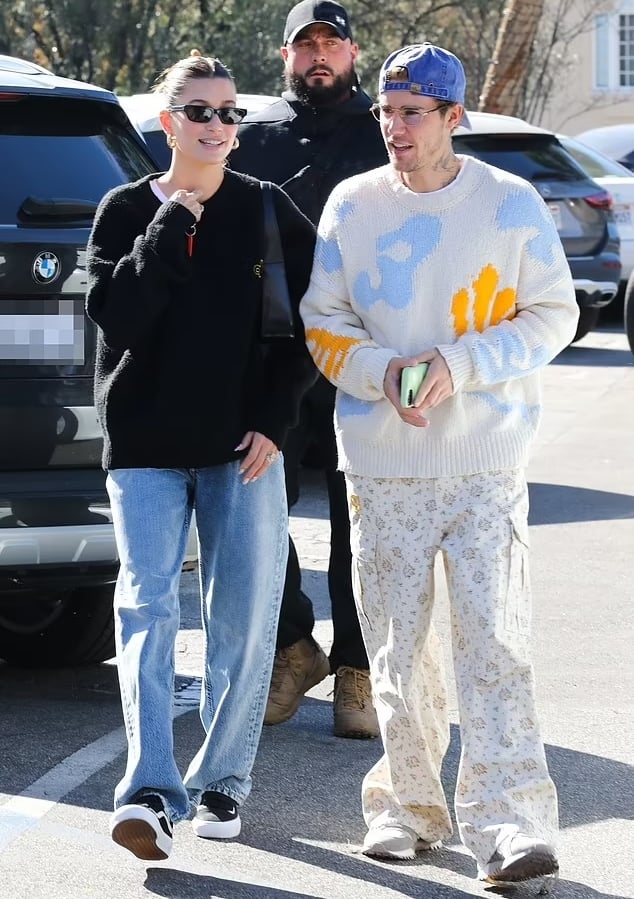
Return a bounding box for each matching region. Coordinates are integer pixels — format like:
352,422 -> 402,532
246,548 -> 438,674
264,638 -> 330,725
333,666 -> 380,739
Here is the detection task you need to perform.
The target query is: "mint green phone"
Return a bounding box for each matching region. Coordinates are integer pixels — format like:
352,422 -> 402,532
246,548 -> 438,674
400,362 -> 429,408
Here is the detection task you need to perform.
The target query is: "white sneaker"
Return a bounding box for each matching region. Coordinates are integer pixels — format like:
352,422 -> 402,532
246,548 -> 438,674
479,832 -> 558,883
362,823 -> 442,860
110,794 -> 173,860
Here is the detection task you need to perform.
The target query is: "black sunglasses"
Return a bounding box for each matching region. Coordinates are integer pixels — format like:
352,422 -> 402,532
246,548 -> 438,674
168,104 -> 247,125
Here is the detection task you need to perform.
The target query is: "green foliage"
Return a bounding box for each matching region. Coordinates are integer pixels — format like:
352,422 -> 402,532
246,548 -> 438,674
1,0 -> 503,99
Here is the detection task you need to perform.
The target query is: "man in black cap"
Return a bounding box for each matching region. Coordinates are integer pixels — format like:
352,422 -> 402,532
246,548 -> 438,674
231,0 -> 387,739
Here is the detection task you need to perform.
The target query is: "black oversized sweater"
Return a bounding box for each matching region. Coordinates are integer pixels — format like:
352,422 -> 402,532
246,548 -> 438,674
85,171 -> 317,470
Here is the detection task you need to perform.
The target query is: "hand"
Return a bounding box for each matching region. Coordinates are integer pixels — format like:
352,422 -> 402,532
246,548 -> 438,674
170,188 -> 204,222
235,431 -> 280,484
383,350 -> 454,428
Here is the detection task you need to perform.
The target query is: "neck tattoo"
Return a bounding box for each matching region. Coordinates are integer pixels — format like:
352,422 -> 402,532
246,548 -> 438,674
399,154 -> 462,191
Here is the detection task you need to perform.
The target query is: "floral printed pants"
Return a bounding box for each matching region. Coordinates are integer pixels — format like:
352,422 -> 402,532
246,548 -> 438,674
345,468 -> 558,868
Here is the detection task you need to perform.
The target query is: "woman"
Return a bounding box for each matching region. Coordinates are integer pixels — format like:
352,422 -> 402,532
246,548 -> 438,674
86,52 -> 316,861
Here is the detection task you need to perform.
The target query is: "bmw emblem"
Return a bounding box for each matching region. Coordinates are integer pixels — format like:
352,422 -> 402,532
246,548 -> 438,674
32,251 -> 61,284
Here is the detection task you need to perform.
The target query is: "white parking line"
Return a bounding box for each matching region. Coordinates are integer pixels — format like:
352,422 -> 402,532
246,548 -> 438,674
0,678 -> 201,852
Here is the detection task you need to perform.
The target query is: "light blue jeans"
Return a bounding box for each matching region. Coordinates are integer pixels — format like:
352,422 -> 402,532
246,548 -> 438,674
106,460 -> 287,822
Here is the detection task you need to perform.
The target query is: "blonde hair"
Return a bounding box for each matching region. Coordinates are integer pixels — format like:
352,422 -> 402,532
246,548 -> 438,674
152,49 -> 234,106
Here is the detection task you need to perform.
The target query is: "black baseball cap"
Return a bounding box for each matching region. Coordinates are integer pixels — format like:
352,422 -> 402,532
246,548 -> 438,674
283,0 -> 353,44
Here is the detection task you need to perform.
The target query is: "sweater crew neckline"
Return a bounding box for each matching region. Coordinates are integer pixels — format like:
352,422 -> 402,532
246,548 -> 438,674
380,155 -> 484,212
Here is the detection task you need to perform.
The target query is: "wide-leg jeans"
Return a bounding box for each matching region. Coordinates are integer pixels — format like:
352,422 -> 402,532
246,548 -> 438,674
106,459 -> 287,822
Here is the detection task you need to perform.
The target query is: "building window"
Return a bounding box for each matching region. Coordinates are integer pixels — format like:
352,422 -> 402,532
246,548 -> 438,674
619,14 -> 634,85
595,7 -> 634,90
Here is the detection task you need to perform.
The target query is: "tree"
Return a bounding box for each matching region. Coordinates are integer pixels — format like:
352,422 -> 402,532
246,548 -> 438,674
478,0 -> 544,116
1,0 -> 504,97
477,0 -> 622,128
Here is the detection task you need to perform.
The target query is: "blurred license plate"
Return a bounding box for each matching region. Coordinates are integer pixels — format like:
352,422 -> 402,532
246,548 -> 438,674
0,299 -> 84,365
547,202 -> 563,230
614,204 -> 631,225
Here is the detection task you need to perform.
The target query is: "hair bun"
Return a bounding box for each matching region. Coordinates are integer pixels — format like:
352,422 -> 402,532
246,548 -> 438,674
190,48 -> 202,57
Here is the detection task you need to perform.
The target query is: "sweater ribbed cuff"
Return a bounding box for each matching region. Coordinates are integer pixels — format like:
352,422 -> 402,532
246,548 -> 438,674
436,341 -> 473,391
352,346 -> 401,399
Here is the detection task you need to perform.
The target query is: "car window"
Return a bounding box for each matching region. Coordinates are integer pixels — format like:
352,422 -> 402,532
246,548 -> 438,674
0,95 -> 154,223
452,133 -> 590,183
561,137 -> 633,179
141,129 -> 170,171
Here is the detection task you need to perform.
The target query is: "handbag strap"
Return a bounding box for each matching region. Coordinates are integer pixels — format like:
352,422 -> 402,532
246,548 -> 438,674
261,181 -> 285,265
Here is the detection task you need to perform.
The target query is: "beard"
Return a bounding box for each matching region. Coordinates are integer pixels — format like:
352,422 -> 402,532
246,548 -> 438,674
287,66 -> 356,106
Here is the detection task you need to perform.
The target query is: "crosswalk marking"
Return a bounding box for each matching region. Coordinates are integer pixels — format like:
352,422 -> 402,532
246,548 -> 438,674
0,677 -> 202,852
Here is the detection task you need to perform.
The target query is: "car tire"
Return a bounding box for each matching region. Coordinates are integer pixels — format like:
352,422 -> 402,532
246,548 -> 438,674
571,307 -> 600,343
0,584 -> 115,667
624,274 -> 634,354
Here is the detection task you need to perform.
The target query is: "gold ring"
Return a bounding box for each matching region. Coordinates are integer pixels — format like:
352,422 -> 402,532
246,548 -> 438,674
265,452 -> 277,463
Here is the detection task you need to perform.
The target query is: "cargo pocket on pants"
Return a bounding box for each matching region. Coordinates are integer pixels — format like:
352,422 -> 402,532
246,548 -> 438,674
498,512 -> 532,676
476,513 -> 532,685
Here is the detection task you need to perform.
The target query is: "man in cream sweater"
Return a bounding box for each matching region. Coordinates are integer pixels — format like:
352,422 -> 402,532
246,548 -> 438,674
300,43 -> 578,886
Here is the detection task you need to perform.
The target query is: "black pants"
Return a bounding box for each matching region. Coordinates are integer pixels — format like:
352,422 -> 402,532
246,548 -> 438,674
277,377 -> 368,671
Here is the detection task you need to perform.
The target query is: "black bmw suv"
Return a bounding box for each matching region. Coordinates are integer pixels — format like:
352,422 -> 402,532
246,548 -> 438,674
0,56 -> 157,667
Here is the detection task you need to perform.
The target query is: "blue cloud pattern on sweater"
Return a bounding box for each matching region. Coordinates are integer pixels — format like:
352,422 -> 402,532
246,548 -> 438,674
338,393 -> 374,417
496,190 -> 558,267
469,389 -> 542,425
315,234 -> 343,275
353,214 -> 442,310
467,326 -> 552,385
313,199 -> 356,274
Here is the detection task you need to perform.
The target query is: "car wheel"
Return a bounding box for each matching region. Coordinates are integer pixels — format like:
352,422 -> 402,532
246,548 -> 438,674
571,307 -> 600,343
0,584 -> 115,667
624,275 -> 634,354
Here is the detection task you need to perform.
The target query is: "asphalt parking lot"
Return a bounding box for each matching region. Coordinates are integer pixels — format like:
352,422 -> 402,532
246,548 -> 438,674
0,323 -> 632,899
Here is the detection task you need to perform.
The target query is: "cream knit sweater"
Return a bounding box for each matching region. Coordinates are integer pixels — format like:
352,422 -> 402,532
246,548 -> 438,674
300,156 -> 579,478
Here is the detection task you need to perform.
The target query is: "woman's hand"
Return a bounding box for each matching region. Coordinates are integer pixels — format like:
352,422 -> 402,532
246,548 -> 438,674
170,188 -> 204,222
235,431 -> 280,484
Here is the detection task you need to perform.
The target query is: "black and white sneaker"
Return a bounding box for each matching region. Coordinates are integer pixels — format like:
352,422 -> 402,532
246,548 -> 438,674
192,790 -> 241,839
110,793 -> 173,860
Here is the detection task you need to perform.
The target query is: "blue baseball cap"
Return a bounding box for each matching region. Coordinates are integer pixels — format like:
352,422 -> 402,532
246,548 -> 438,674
379,43 -> 471,128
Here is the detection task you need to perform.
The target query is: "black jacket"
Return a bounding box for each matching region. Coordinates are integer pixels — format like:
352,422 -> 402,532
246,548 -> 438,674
86,171 -> 317,470
231,82 -> 388,225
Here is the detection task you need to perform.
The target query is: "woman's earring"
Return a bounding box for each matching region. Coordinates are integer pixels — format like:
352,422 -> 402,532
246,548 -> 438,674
166,134 -> 177,149
232,137 -> 240,150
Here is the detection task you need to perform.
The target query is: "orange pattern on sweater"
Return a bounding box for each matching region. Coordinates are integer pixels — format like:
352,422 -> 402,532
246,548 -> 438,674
452,264 -> 516,335
305,328 -> 367,382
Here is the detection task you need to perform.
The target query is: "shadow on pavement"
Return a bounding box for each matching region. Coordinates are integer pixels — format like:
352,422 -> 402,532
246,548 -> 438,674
547,744 -> 633,830
484,883 -> 628,899
554,345 -> 632,368
142,847 -> 632,899
144,870 -> 319,898
198,707 -> 632,898
143,868 -> 629,899
553,326 -> 632,368
528,482 -> 634,525
142,858 -> 481,899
